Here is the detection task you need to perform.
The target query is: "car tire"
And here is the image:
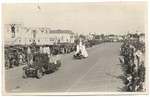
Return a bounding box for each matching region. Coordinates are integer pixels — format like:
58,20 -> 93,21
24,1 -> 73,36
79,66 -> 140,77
37,69 -> 43,79
52,65 -> 56,72
80,56 -> 83,60
57,60 -> 61,67
56,66 -> 59,71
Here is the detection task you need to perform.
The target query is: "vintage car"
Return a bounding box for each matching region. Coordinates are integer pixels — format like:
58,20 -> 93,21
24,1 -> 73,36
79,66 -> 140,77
22,53 -> 61,79
73,51 -> 83,59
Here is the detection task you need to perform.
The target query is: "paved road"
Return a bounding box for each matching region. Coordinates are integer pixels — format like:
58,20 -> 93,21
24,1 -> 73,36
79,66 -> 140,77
5,42 -> 125,93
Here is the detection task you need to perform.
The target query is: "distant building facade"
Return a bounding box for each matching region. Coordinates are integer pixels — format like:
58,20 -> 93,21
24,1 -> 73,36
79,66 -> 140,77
108,35 -> 118,42
50,30 -> 75,44
15,27 -> 58,45
4,23 -> 75,45
85,35 -> 94,40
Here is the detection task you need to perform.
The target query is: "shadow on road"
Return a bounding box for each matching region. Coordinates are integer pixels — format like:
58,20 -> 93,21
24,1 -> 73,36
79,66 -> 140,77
106,73 -> 117,78
117,87 -> 128,92
116,63 -> 128,92
106,63 -> 128,92
116,63 -> 128,72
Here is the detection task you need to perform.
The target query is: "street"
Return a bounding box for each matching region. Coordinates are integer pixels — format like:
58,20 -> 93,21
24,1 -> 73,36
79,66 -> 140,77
5,42 -> 125,93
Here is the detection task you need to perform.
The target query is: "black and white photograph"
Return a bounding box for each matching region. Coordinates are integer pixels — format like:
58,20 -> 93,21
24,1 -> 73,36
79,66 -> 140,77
2,2 -> 148,95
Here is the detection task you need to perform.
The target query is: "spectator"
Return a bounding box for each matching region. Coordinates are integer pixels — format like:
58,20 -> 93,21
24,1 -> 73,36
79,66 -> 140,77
138,61 -> 146,82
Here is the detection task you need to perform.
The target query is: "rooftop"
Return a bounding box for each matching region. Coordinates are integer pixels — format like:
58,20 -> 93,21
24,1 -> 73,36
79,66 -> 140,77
50,30 -> 75,35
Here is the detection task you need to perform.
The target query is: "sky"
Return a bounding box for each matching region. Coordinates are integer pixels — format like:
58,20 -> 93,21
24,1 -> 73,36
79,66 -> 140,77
2,2 -> 147,35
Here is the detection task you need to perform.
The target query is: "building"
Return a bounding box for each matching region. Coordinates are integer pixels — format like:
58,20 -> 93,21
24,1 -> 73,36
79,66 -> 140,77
15,27 -> 58,45
85,35 -> 94,40
4,23 -> 23,45
4,23 -> 75,45
108,35 -> 118,42
50,30 -> 75,44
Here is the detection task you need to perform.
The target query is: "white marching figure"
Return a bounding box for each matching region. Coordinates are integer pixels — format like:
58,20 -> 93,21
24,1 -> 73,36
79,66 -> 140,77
74,38 -> 88,58
82,44 -> 88,58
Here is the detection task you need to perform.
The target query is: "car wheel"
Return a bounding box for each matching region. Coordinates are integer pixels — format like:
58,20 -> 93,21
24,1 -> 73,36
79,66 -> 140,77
23,70 -> 27,79
80,56 -> 83,60
37,69 -> 43,79
52,65 -> 56,72
55,66 -> 59,71
57,60 -> 61,67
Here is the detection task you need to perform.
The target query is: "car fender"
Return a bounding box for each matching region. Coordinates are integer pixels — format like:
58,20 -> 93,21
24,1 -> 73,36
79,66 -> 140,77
57,60 -> 61,66
22,66 -> 28,70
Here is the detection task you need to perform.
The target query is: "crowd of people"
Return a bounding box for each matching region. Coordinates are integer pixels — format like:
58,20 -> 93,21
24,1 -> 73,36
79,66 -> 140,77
120,40 -> 146,92
5,38 -> 103,69
5,50 -> 26,69
4,42 -> 75,69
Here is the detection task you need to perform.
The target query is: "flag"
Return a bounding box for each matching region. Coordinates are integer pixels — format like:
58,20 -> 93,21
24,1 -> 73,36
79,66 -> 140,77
135,50 -> 142,57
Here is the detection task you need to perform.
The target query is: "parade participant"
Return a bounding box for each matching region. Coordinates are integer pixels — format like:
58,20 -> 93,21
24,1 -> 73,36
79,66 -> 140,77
21,51 -> 26,63
132,75 -> 140,91
49,53 -> 57,64
27,47 -> 31,54
131,62 -> 136,73
29,54 -> 33,65
126,79 -> 133,91
126,74 -> 132,85
43,46 -> 50,54
14,51 -> 19,66
19,52 -> 23,65
74,38 -> 88,58
135,78 -> 143,91
126,60 -> 132,74
8,53 -> 13,68
81,42 -> 88,58
61,47 -> 65,54
27,47 -> 31,64
74,42 -> 80,56
49,53 -> 53,63
124,48 -> 129,65
138,61 -> 145,82
126,73 -> 133,91
40,46 -> 43,53
5,56 -> 10,69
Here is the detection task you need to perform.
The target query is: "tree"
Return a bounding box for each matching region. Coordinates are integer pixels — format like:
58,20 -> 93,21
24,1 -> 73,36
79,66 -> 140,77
95,35 -> 100,39
101,34 -> 105,39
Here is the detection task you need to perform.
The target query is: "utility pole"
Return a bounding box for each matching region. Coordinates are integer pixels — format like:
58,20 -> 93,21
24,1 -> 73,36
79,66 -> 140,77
136,27 -> 141,72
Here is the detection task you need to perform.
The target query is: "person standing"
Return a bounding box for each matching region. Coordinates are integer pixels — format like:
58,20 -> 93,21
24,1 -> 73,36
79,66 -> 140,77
27,47 -> 31,64
19,52 -> 23,65
138,61 -> 145,82
81,43 -> 88,58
